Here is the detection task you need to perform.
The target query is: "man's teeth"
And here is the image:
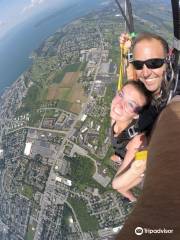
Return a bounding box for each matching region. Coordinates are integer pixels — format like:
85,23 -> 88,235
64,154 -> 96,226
146,78 -> 154,82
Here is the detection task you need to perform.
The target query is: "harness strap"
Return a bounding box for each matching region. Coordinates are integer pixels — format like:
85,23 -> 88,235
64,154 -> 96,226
126,0 -> 134,33
118,44 -> 129,91
173,37 -> 180,51
118,45 -> 124,91
115,0 -> 132,32
135,150 -> 148,161
124,104 -> 160,139
171,0 -> 180,96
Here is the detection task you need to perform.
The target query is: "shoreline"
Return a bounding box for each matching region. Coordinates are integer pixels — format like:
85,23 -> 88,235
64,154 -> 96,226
0,0 -> 104,98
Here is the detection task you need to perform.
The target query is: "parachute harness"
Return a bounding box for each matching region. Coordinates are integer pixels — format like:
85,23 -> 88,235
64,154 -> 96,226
135,150 -> 148,161
115,0 -> 135,91
170,0 -> 180,97
118,44 -> 128,91
118,32 -> 137,91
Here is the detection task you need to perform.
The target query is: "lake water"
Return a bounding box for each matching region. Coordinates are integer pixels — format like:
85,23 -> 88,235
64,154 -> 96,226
0,0 -> 107,96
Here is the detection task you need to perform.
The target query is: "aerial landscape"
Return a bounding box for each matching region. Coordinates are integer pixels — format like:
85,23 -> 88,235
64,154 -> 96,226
0,0 -> 173,239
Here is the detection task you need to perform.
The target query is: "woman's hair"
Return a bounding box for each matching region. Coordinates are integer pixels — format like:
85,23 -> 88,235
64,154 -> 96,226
132,32 -> 169,56
123,80 -> 152,108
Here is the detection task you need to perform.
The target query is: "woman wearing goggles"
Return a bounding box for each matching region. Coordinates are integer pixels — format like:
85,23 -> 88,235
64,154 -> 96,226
111,80 -> 152,202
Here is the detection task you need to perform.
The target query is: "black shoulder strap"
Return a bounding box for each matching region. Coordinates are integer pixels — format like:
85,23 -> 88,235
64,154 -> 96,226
115,0 -> 134,33
171,0 -> 180,96
119,119 -> 139,140
171,0 -> 180,51
126,0 -> 134,33
124,104 -> 160,139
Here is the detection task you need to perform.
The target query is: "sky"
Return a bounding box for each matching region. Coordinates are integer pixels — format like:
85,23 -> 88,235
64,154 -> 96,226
0,0 -> 77,38
0,0 -> 170,40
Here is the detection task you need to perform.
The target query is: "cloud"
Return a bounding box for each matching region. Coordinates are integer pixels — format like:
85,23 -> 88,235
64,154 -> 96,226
22,0 -> 46,13
0,20 -> 6,28
0,20 -> 8,39
100,0 -> 111,5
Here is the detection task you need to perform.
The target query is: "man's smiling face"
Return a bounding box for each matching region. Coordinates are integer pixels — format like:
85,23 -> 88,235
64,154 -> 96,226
133,39 -> 167,95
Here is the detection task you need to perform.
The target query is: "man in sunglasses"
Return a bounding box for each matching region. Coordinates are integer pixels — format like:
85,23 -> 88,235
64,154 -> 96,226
111,32 -> 171,138
132,33 -> 169,96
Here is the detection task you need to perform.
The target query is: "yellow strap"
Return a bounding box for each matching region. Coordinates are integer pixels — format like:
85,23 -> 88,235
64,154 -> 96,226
117,44 -> 124,91
118,44 -> 129,91
135,150 -> 148,161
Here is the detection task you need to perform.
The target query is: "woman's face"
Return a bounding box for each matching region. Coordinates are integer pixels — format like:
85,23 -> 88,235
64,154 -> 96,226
110,84 -> 147,122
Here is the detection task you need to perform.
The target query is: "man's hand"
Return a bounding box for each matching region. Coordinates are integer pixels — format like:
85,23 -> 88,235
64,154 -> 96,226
120,32 -> 132,51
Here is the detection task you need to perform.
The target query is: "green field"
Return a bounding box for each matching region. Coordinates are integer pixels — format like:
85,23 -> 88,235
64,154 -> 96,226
56,100 -> 72,111
44,109 -> 61,118
28,110 -> 44,127
67,155 -> 95,187
53,63 -> 81,83
25,223 -> 36,240
19,61 -> 86,116
58,88 -> 72,100
68,198 -> 99,232
65,155 -> 105,191
21,184 -> 34,200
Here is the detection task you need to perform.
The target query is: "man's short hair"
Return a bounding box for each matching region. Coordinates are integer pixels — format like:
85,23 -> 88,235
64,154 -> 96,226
132,32 -> 169,56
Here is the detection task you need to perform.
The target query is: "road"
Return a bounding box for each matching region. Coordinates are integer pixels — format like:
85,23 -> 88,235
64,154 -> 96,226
34,24 -> 104,239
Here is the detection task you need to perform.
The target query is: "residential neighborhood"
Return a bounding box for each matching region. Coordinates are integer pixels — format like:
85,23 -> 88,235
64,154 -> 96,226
0,1 -> 166,238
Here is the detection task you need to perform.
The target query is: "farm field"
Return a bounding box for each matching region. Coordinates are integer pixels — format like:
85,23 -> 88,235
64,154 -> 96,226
47,71 -> 87,113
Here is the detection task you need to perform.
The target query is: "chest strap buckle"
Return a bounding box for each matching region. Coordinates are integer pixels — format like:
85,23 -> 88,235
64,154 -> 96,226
128,125 -> 138,138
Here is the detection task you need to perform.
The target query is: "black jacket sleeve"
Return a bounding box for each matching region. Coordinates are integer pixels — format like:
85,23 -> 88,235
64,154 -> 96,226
136,104 -> 159,133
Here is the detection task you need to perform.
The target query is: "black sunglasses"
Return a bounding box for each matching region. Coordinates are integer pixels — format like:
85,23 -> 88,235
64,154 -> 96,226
132,58 -> 165,70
